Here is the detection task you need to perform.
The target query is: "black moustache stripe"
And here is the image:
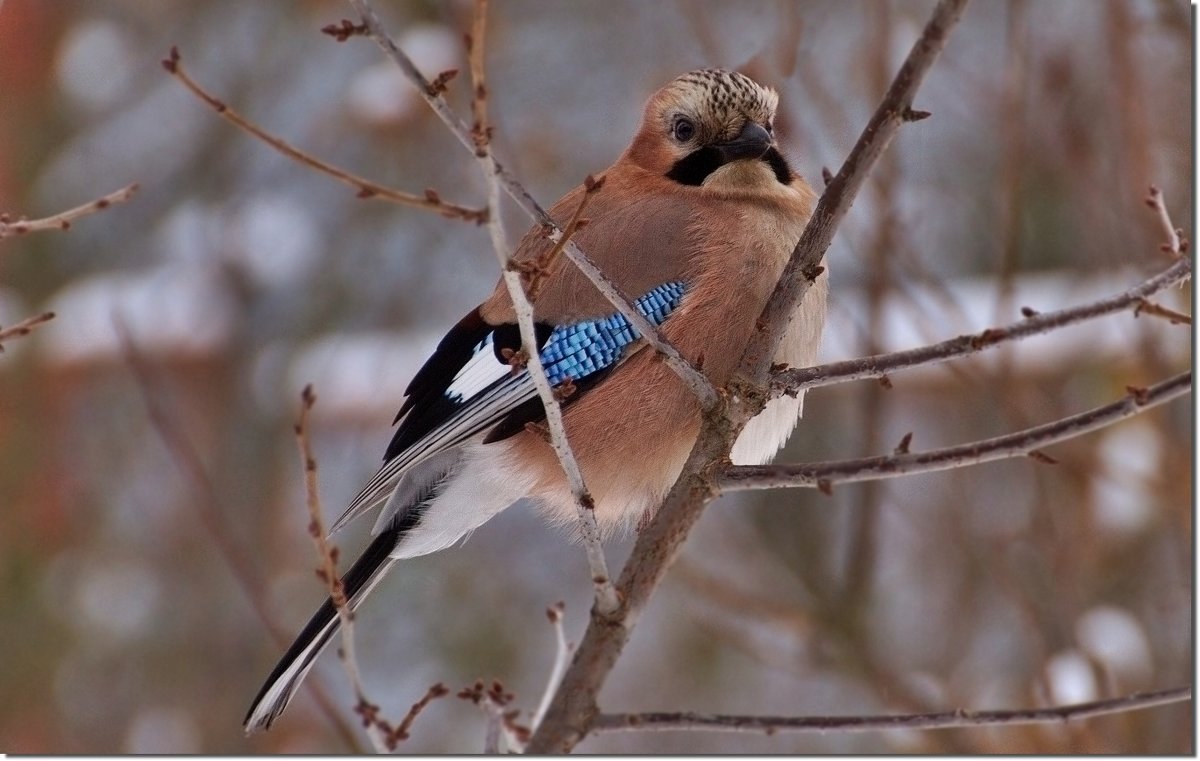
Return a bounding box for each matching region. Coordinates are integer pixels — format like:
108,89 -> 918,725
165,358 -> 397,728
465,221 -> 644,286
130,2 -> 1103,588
665,146 -> 795,186
665,146 -> 724,186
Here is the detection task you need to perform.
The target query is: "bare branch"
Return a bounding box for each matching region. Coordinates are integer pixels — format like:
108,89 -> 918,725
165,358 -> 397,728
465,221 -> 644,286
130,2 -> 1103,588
725,371 -> 1190,492
294,388 -> 382,749
466,0 -> 490,156
592,686 -> 1192,735
392,682 -> 451,745
531,602 -> 573,734
741,0 -> 972,386
458,681 -> 530,754
0,183 -> 138,239
1134,297 -> 1192,325
295,387 -> 449,751
1145,185 -> 1187,258
523,175 -> 603,302
118,325 -> 364,751
0,311 -> 55,351
346,0 -> 717,409
161,47 -> 486,223
771,258 -> 1192,398
525,2 -> 971,752
460,0 -> 618,614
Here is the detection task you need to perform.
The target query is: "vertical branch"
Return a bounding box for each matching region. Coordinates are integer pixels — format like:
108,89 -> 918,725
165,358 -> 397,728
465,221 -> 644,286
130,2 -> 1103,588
467,0 -> 490,156
531,602 -> 574,732
294,386 -> 450,751
294,386 -> 391,753
841,0 -> 899,614
462,0 -> 620,615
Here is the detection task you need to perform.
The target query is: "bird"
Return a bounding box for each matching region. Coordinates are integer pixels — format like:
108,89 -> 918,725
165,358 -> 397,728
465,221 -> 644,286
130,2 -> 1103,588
244,67 -> 828,732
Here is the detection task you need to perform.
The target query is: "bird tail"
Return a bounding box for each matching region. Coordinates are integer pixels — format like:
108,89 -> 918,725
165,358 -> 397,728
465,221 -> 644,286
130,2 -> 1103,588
243,527 -> 399,733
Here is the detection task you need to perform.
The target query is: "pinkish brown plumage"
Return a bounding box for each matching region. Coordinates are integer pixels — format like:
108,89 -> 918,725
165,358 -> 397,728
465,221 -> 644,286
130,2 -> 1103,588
245,69 -> 828,732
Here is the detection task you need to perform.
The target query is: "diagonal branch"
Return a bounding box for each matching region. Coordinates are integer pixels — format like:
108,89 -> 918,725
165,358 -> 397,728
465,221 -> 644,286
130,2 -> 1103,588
724,371 -> 1190,492
0,183 -> 139,239
345,0 -> 717,409
161,47 -> 486,223
0,311 -> 56,351
740,0 -> 970,387
592,686 -> 1192,735
770,258 -> 1192,397
526,1 -> 972,753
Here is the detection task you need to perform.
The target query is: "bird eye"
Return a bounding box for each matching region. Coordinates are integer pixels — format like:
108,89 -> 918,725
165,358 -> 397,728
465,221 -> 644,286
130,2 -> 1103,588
672,117 -> 696,142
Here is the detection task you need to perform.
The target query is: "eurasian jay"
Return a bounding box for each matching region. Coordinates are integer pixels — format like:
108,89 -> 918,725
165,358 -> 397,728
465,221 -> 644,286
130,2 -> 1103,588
244,68 -> 828,731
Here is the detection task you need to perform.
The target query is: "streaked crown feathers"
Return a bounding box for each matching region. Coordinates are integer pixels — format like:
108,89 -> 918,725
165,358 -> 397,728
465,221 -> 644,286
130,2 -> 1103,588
649,68 -> 779,142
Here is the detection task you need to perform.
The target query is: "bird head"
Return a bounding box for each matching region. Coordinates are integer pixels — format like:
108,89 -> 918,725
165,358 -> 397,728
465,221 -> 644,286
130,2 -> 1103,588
626,69 -> 787,187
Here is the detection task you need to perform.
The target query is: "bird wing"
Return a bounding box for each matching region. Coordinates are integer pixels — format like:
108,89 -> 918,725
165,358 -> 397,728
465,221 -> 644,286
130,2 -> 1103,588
330,169 -> 701,534
329,280 -> 689,534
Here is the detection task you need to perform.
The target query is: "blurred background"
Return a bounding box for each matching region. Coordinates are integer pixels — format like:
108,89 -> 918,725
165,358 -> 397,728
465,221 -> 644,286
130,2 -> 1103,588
0,0 -> 1192,753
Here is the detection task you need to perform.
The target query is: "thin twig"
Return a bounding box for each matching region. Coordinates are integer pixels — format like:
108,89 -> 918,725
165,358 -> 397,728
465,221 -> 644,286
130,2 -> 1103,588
592,686 -> 1192,735
724,371 -> 1190,491
1133,297 -> 1192,325
346,0 -> 717,409
160,47 -> 486,223
296,386 -> 448,752
461,0 -> 618,615
466,0 -> 490,156
525,1 -> 971,753
523,175 -> 603,303
0,183 -> 139,239
296,387 -> 389,753
531,602 -> 573,734
771,258 -> 1192,398
1145,185 -> 1187,258
118,324 -> 364,751
0,311 -> 55,351
458,681 -> 531,754
392,682 -> 452,745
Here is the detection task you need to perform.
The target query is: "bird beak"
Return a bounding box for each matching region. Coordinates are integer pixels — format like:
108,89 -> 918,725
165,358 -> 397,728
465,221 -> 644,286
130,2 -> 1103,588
715,121 -> 773,163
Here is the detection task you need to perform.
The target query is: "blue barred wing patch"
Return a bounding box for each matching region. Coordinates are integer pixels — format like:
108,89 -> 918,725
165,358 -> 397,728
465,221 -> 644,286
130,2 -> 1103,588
335,281 -> 688,533
540,281 -> 687,385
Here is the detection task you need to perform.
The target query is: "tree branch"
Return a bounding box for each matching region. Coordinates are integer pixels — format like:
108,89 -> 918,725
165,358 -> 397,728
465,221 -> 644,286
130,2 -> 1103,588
526,1 -> 971,753
0,183 -> 139,239
119,326 -> 364,751
345,0 -> 717,409
531,602 -> 573,735
724,370 -> 1190,492
740,0 -> 971,386
294,386 -> 450,750
294,387 -> 388,752
1145,185 -> 1187,258
0,311 -> 56,351
770,258 -> 1191,397
463,0 -> 619,615
160,47 -> 486,223
592,686 -> 1192,735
